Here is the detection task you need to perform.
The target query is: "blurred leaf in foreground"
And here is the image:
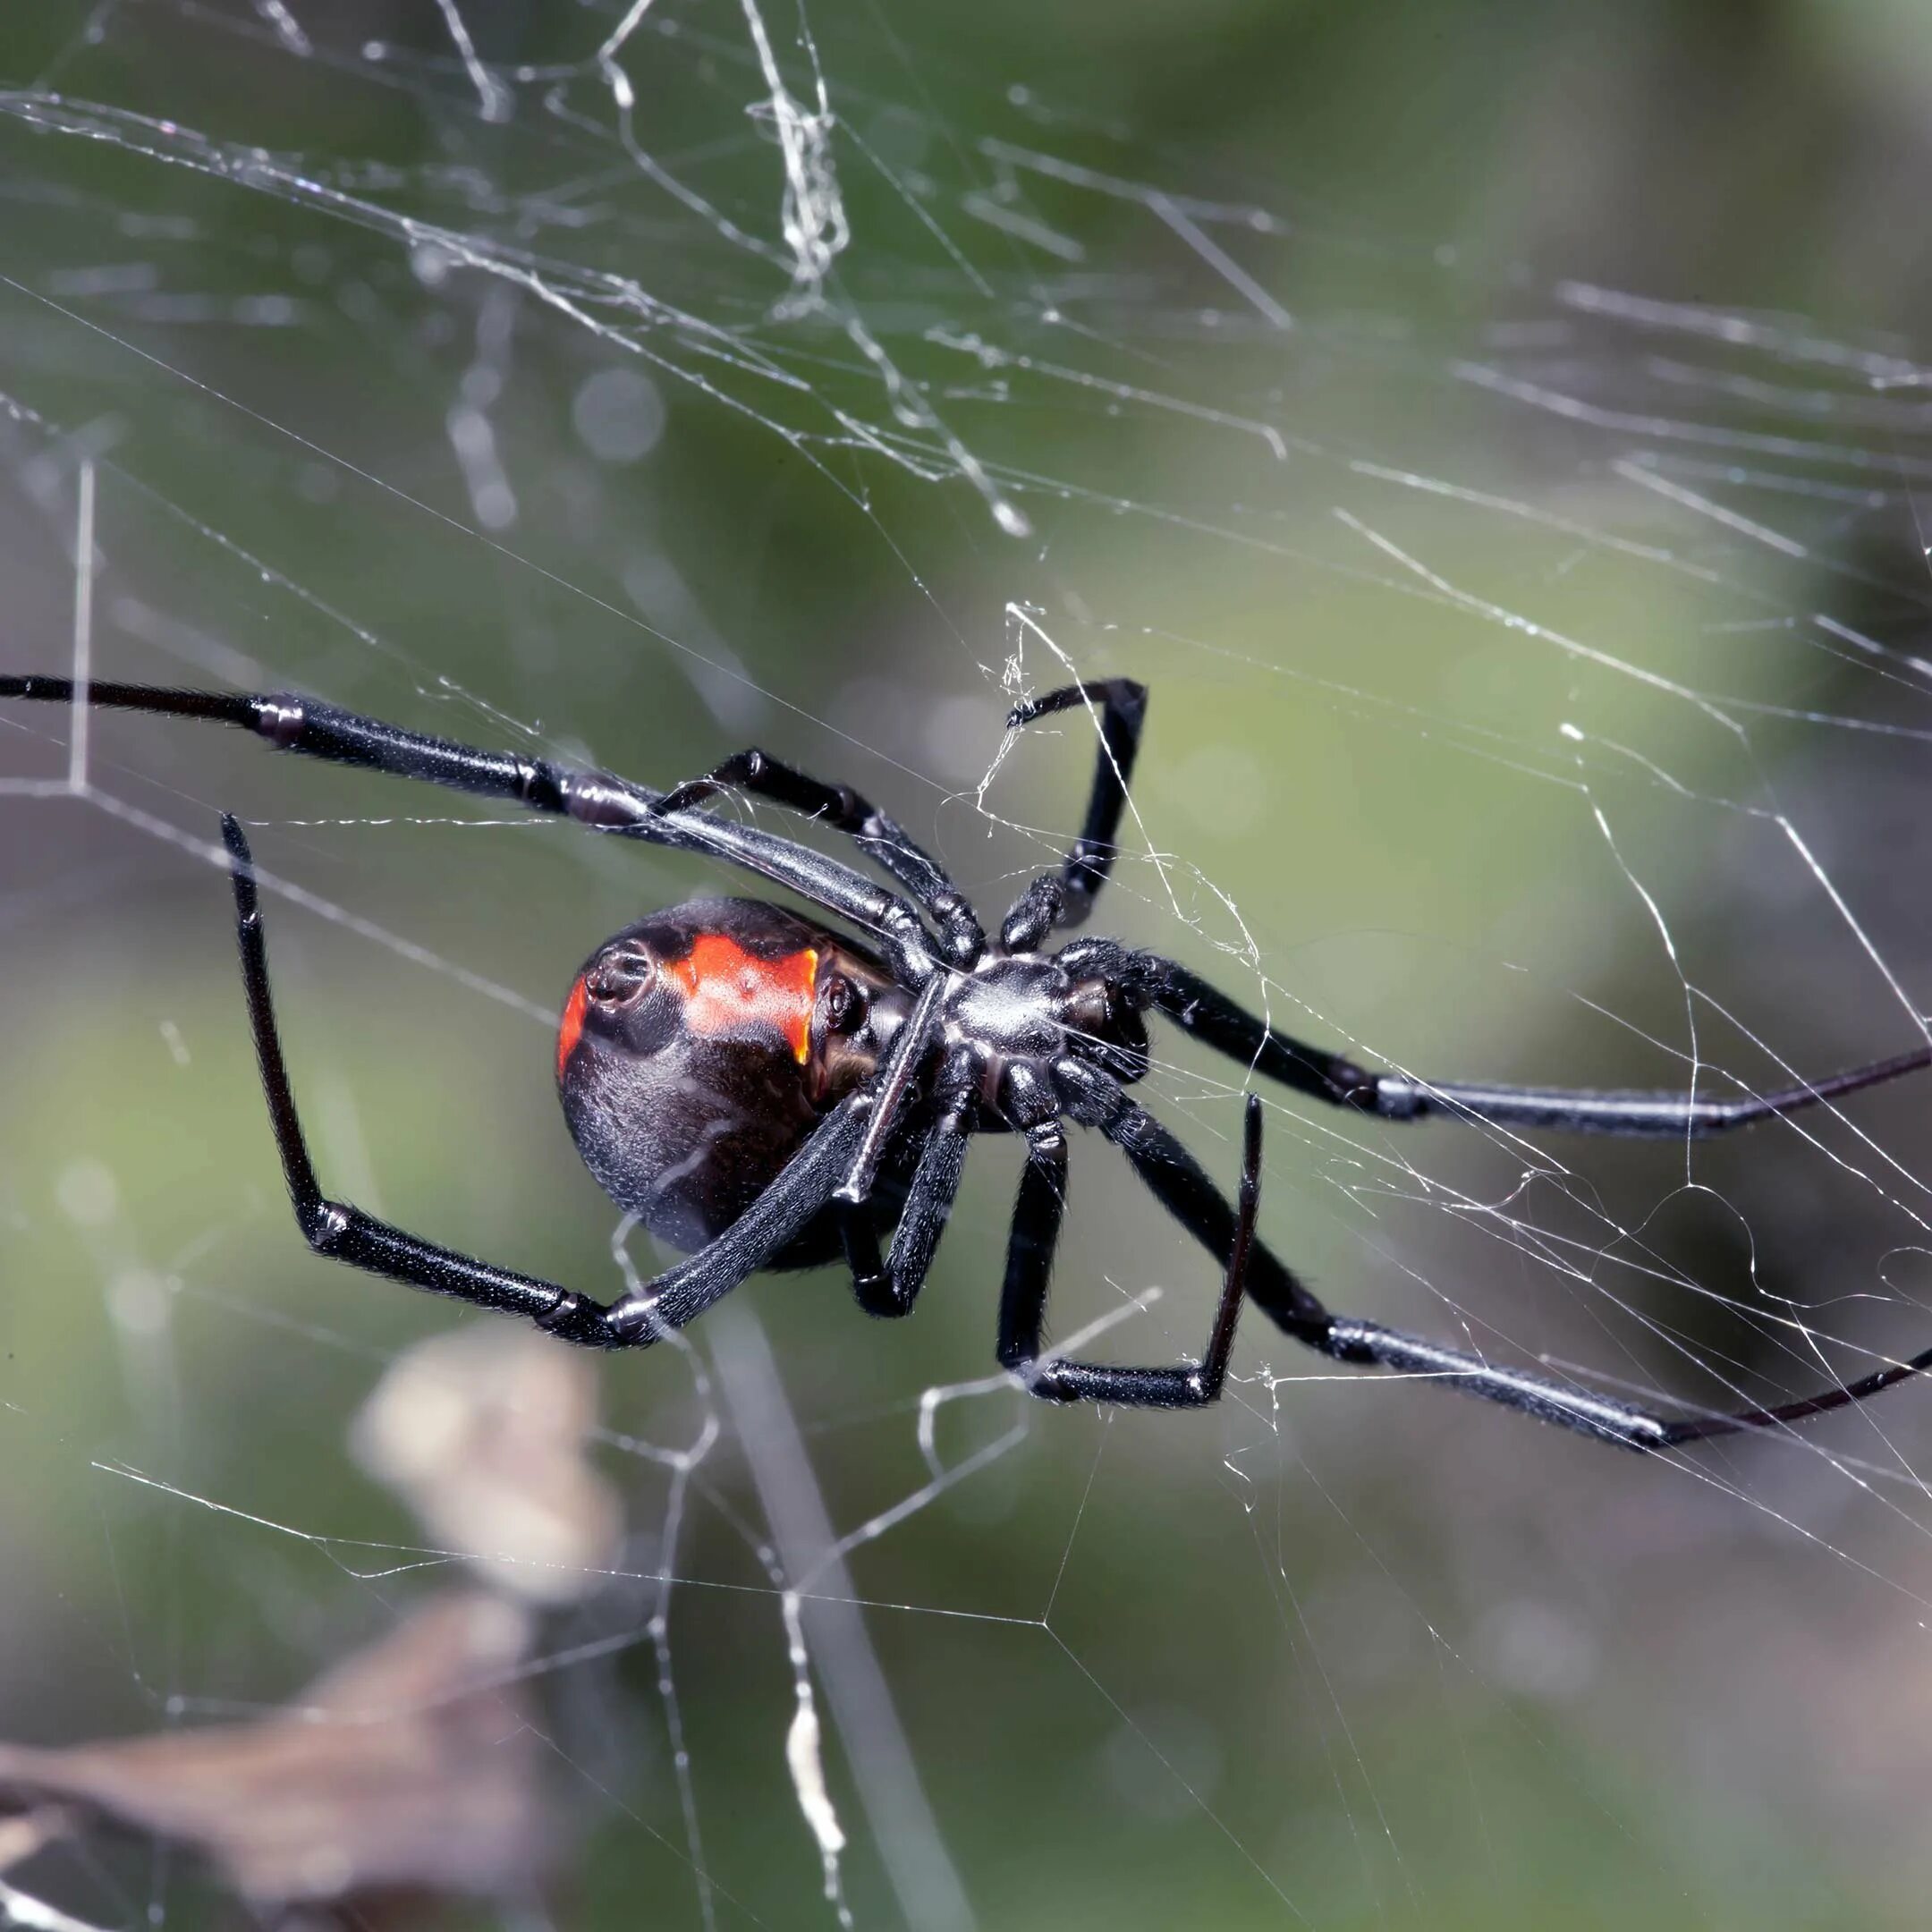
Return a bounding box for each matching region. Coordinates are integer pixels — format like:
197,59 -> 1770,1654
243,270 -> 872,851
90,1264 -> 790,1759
351,1326 -> 622,1607
0,1591 -> 549,1927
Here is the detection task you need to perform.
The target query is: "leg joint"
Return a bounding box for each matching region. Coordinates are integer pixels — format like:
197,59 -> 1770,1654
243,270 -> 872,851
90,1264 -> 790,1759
252,698 -> 307,748
537,1292 -> 622,1348
1001,1348 -> 1076,1401
299,1199 -> 351,1254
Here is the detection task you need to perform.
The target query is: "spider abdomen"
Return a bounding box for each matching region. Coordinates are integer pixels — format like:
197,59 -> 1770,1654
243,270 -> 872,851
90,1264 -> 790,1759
555,898 -> 906,1258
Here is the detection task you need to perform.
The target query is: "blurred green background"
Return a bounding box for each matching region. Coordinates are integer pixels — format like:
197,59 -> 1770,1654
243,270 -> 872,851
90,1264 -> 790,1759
5,1 -> 1932,1926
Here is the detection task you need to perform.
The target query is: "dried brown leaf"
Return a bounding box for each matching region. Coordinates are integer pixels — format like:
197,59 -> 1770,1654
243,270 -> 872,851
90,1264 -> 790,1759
0,1592 -> 549,1921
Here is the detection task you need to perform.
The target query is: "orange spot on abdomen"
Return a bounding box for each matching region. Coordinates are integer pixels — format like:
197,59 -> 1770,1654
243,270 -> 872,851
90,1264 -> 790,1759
556,974 -> 589,1082
670,934 -> 818,1063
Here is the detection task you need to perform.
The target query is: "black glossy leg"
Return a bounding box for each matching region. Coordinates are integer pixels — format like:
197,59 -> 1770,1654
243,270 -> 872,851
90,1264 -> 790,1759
1055,1058 -> 1327,1333
655,748 -> 985,968
1314,1320 -> 1676,1450
1068,942 -> 1932,1140
998,872 -> 1067,953
995,1097 -> 1260,1408
841,1091 -> 971,1319
2,675 -> 942,982
600,1091 -> 874,1339
1006,679 -> 1146,928
1652,1338 -> 1932,1445
1057,1055 -> 1931,1450
223,813 -> 614,1341
835,975 -> 945,1213
1316,1316 -> 1932,1450
994,1123 -> 1069,1379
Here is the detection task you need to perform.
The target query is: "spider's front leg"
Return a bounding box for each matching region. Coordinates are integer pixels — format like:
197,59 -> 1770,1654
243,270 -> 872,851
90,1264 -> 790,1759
652,746 -> 984,968
0,673 -> 947,987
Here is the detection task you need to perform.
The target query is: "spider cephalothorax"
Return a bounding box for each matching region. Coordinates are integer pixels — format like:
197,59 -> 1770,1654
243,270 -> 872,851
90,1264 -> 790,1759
8,668 -> 1932,1446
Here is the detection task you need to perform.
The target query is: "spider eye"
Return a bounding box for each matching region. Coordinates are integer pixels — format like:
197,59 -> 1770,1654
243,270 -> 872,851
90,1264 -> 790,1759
821,972 -> 868,1036
587,948 -> 654,1005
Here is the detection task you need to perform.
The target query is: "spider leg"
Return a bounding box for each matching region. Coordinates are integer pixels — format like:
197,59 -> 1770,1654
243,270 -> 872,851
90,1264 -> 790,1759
1054,1059 -> 1325,1330
838,1035 -> 973,1321
225,811 -> 873,1351
1648,1342 -> 1932,1445
1064,941 -> 1932,1139
223,812 -> 614,1341
1004,679 -> 1146,931
993,1096 -> 1259,1408
834,974 -> 946,1211
0,675 -> 942,982
1055,1058 -> 1932,1451
653,748 -> 985,967
597,1089 -> 873,1339
840,1088 -> 972,1319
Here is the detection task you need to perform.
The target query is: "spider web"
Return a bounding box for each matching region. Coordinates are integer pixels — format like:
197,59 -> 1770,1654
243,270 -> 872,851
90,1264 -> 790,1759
4,2 -> 1932,1926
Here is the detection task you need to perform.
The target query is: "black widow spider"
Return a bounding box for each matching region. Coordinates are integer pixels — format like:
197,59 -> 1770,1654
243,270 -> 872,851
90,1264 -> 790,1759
8,668 -> 1932,1451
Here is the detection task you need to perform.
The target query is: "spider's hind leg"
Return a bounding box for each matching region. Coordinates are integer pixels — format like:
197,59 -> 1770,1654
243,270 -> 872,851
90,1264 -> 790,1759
652,746 -> 984,967
994,1095 -> 1259,1408
223,813 -> 882,1351
1059,1054 -> 1932,1450
218,813 -> 623,1343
